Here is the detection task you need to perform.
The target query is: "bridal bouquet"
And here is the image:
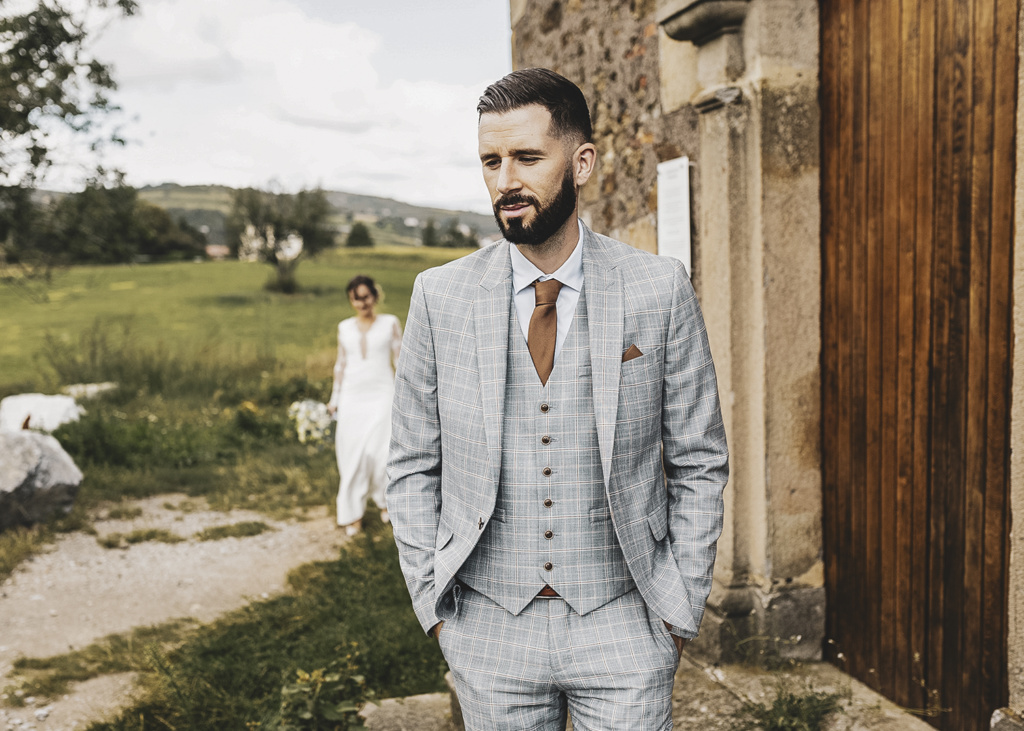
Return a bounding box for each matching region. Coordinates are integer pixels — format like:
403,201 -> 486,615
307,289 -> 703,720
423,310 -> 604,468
287,399 -> 333,446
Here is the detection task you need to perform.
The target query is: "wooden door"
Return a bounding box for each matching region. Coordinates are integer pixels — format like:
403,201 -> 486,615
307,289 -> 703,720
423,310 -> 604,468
820,0 -> 1016,728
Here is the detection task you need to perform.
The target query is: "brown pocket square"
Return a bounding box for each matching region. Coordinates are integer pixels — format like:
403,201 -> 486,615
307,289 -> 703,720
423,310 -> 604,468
622,344 -> 643,362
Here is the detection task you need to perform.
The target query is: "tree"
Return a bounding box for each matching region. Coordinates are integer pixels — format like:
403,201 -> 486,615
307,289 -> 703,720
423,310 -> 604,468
421,219 -> 439,247
345,222 -> 374,248
0,0 -> 138,292
422,217 -> 477,248
226,187 -> 335,293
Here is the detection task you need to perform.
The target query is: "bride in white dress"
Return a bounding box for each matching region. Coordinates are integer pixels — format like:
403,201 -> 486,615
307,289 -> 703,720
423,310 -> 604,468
326,275 -> 402,535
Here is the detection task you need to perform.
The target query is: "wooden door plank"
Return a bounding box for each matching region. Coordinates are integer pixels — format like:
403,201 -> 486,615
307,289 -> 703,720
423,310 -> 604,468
963,0 -> 997,724
819,0 -> 840,662
911,0 -> 937,716
928,0 -> 957,723
878,0 -> 903,698
864,0 -> 886,685
894,0 -> 920,706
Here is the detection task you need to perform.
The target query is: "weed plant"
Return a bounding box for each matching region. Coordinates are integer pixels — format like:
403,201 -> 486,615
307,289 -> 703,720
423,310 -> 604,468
735,686 -> 843,731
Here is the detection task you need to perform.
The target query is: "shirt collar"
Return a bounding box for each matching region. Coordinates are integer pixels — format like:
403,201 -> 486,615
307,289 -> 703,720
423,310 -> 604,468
509,219 -> 585,295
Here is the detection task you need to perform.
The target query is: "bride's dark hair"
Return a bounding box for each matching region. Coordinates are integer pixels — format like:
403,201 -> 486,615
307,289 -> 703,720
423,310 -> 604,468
346,274 -> 379,300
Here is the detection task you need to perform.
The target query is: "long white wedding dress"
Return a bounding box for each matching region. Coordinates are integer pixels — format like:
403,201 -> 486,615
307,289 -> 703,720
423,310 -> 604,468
328,314 -> 402,527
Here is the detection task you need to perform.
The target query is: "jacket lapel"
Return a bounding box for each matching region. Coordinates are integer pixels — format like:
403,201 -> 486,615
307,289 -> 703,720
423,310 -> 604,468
581,226 -> 623,490
475,243 -> 512,488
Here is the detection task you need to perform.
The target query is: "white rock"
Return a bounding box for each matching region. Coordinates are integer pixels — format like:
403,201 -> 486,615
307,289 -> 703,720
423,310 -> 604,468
0,432 -> 83,532
0,394 -> 84,433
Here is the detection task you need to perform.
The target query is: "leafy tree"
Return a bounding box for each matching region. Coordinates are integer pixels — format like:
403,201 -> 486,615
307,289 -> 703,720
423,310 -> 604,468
135,200 -> 207,261
40,183 -> 205,264
0,0 -> 138,292
50,183 -> 137,263
422,218 -> 477,248
421,219 -> 439,248
226,187 -> 335,293
440,218 -> 478,248
345,222 -> 373,248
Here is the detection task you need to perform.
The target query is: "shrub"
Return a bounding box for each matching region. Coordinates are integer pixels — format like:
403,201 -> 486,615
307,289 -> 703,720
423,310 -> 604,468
735,686 -> 843,731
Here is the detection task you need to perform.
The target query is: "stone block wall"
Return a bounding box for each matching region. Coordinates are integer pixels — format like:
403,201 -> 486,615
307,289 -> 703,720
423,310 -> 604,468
510,0 -> 701,279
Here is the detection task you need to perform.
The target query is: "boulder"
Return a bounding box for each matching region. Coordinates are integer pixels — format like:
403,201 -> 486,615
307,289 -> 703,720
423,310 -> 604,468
0,393 -> 85,433
0,431 -> 84,532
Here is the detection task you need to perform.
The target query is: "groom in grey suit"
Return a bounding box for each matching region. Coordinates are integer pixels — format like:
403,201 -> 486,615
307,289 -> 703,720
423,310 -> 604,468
387,68 -> 728,730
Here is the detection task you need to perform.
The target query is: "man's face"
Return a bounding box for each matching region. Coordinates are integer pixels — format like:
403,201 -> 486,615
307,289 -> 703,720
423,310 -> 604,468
478,105 -> 579,245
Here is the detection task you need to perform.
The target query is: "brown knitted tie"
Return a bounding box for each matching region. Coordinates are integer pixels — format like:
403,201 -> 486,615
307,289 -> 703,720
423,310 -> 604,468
528,278 -> 562,385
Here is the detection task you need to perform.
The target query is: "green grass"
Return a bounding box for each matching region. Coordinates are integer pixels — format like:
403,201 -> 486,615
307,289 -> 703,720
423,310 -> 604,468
5,523 -> 447,729
98,528 -> 185,549
735,686 -> 844,731
195,521 -> 272,541
104,504 -> 144,520
0,245 -> 472,388
7,619 -> 200,702
0,247 -> 464,722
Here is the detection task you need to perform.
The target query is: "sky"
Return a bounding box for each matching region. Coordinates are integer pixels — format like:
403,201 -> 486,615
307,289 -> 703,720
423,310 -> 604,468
64,0 -> 514,213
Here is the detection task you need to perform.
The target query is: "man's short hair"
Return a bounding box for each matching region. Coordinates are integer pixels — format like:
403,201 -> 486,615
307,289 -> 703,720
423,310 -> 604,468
477,68 -> 592,144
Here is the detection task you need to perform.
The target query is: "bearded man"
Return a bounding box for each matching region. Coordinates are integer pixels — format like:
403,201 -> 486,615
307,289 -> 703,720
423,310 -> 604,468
387,68 -> 728,731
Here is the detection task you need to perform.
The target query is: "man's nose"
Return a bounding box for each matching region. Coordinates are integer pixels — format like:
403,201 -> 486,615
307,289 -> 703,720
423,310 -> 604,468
496,160 -> 522,194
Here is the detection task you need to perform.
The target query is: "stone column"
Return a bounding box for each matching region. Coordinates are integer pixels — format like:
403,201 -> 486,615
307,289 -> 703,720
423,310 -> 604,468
658,0 -> 824,662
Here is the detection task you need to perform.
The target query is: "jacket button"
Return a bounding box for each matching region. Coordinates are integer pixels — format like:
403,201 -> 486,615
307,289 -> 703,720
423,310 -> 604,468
543,499 -> 553,508
541,435 -> 551,445
543,562 -> 553,571
540,403 -> 549,413
544,530 -> 553,539
542,467 -> 552,476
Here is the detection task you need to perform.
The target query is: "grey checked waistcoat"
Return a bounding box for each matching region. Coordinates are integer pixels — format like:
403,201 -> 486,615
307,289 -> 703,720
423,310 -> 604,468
457,287 -> 636,616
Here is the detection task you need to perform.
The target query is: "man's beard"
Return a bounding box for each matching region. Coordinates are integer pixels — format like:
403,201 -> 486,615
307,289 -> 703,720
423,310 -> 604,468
493,167 -> 577,246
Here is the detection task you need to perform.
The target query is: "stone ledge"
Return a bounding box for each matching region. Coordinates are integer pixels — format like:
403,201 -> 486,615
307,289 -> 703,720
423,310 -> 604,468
993,708 -> 1024,730
658,0 -> 751,45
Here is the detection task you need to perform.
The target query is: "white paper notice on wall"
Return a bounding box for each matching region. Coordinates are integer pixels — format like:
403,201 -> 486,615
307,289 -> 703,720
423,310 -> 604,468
656,156 -> 691,274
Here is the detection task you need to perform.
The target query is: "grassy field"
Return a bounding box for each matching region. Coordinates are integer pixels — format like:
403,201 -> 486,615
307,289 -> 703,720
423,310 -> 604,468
0,245 -> 472,391
0,245 -> 472,725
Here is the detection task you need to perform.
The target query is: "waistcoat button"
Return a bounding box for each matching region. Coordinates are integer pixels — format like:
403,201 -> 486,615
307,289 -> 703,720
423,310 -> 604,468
540,403 -> 549,413
544,530 -> 553,539
543,499 -> 553,508
542,467 -> 552,476
541,435 -> 551,445
543,562 -> 553,571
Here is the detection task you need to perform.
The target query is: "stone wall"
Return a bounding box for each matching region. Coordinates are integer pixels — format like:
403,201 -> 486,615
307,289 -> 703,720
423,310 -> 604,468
510,0 -> 701,278
511,0 -> 826,665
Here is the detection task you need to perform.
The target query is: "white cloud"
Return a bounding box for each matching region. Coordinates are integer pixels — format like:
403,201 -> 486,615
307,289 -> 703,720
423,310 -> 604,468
71,0 -> 499,212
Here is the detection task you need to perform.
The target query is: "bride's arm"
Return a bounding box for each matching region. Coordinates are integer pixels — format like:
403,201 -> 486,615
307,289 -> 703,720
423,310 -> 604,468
390,316 -> 403,365
327,325 -> 347,414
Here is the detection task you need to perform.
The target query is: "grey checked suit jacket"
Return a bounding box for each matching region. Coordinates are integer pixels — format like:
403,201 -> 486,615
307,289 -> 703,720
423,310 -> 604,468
387,223 -> 728,639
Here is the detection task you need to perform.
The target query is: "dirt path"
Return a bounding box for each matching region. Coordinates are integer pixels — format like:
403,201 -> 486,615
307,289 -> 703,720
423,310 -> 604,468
0,495 -> 345,730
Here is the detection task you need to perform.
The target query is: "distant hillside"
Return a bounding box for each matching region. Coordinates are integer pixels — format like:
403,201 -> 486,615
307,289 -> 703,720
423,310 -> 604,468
137,183 -> 498,247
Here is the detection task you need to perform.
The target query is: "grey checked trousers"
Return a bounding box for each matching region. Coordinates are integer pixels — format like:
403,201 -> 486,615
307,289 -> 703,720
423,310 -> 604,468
439,585 -> 679,731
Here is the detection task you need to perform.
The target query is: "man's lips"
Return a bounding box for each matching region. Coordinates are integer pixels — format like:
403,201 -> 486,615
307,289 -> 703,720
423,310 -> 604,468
500,202 -> 532,219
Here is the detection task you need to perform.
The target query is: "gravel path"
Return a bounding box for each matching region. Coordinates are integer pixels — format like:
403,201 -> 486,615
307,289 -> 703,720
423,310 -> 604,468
0,495 -> 345,730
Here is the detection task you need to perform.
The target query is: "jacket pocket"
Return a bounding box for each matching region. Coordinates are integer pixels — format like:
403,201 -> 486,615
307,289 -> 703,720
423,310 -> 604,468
436,522 -> 454,551
647,507 -> 668,541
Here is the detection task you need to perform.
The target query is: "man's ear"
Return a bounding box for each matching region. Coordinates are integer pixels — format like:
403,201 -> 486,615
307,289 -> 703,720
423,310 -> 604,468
573,142 -> 597,187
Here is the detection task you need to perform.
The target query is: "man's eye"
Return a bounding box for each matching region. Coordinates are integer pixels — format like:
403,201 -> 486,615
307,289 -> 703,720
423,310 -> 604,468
520,157 -> 538,163
483,160 -> 500,169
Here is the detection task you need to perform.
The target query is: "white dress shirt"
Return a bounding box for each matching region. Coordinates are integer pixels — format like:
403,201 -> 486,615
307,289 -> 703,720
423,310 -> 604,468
509,220 -> 585,364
